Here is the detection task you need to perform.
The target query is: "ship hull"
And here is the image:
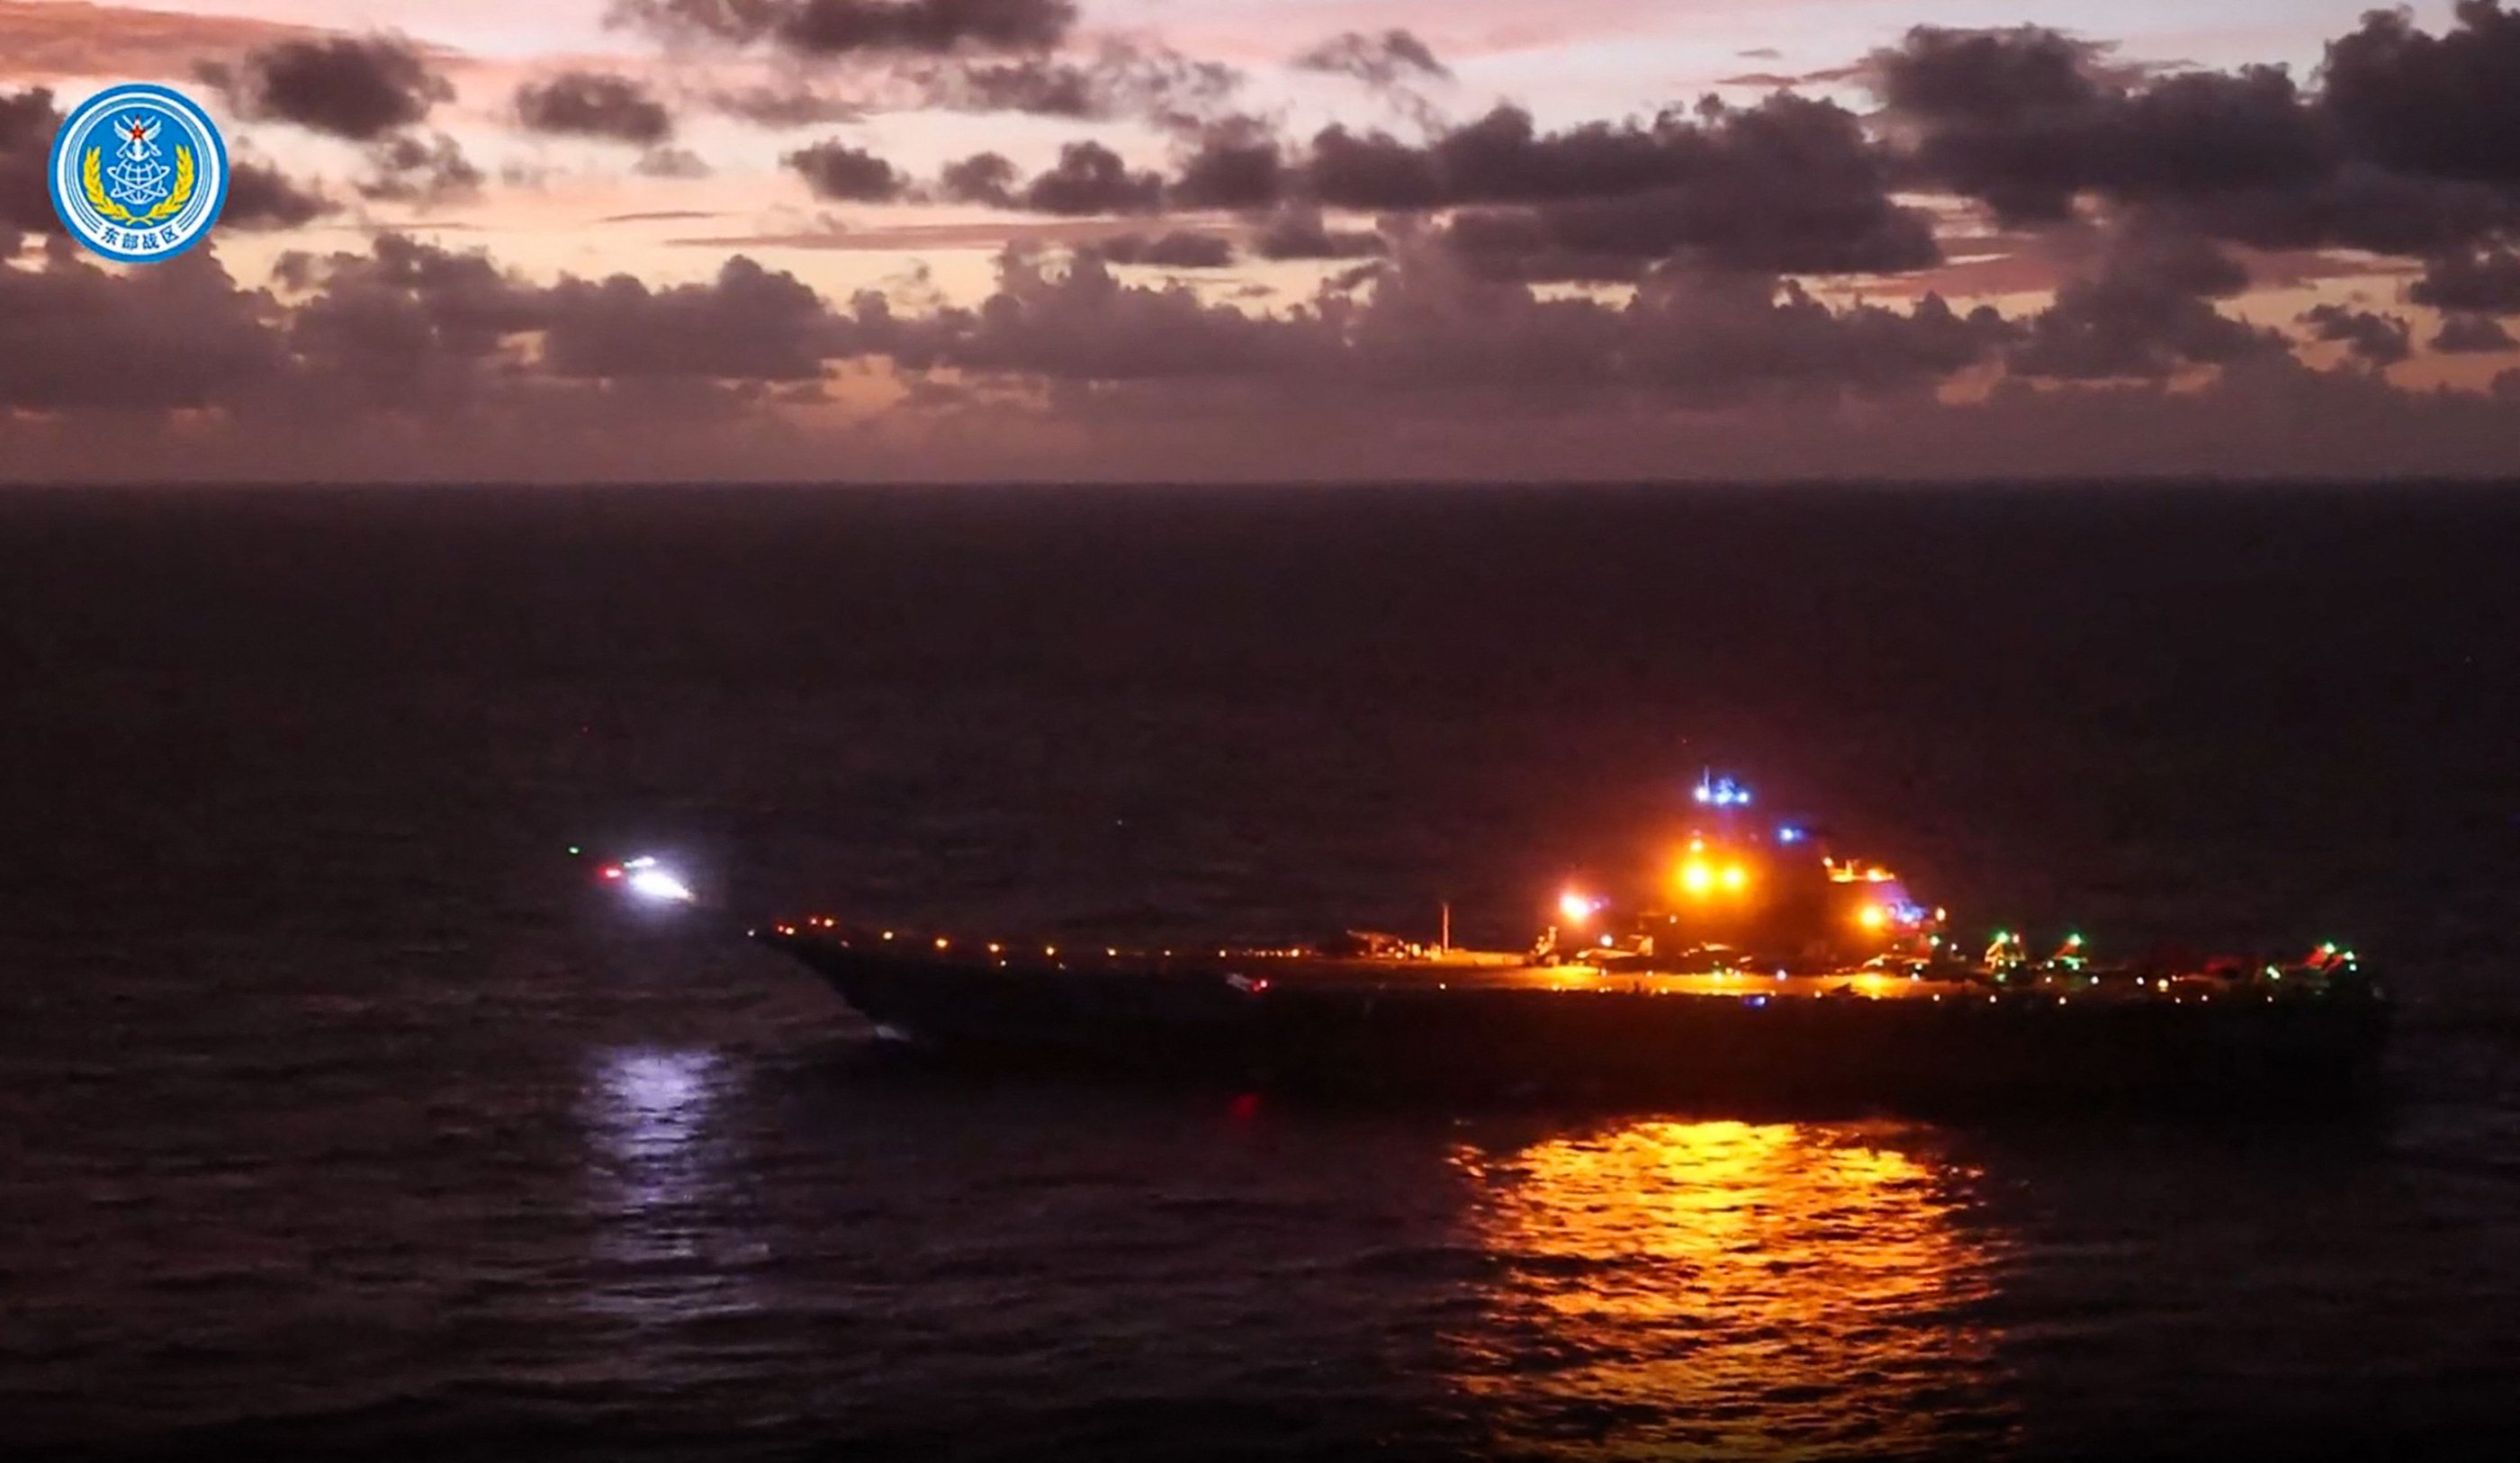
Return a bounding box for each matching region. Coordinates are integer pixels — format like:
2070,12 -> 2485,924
763,936 -> 2390,1111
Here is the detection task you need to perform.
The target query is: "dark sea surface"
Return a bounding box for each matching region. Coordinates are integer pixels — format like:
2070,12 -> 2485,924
3,483 -> 2518,1460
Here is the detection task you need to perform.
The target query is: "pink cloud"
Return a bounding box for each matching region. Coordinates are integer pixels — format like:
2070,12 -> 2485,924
1139,0 -> 1761,65
0,0 -> 336,82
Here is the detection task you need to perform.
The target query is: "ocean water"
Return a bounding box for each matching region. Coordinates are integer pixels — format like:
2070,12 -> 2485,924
3,483 -> 2517,1459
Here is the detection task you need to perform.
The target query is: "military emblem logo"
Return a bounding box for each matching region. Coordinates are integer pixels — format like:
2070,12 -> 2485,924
48,83 -> 230,263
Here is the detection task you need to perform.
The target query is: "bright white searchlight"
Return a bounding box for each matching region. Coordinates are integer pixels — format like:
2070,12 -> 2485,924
607,855 -> 696,904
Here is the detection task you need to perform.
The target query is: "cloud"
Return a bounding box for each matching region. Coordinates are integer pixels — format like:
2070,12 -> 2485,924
9,87 -> 337,246
2432,313 -> 2516,352
1292,27 -> 1452,129
1,226 -> 2007,417
1092,230 -> 1235,268
669,216 -> 1132,251
2009,231 -> 2281,380
700,81 -> 866,127
860,248 -> 1314,381
225,159 -> 335,230
786,139 -> 906,201
206,35 -> 452,141
912,38 -> 1241,132
10,227 -> 2520,481
2321,1 -> 2520,184
541,256 -> 849,381
1019,140 -> 1164,215
1438,208 -> 1641,282
611,0 -> 1076,57
1714,66 -> 1864,88
1612,273 -> 2012,403
273,234 -> 850,414
634,147 -> 713,178
1867,28 -> 2325,224
1170,125 -> 1287,210
938,150 -> 1018,206
1292,29 -> 1450,87
1301,97 -> 1937,275
854,241 -> 2012,411
0,86 -> 60,248
0,245 -> 285,411
616,7 -> 2520,312
2300,302 -> 2412,367
2409,247 -> 2520,314
1253,207 -> 1383,261
1868,24 -> 2116,128
0,1 -> 333,85
1,85 -> 321,242
1863,11 -> 2520,257
26,4 -> 2520,478
515,71 -> 675,146
277,234 -> 548,408
1303,123 -> 1441,209
357,133 -> 483,206
2168,166 -> 2516,257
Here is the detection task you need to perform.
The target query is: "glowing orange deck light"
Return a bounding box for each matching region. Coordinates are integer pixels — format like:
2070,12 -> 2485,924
1857,903 -> 1887,930
1720,864 -> 1748,892
1559,890 -> 1597,925
1680,859 -> 1715,895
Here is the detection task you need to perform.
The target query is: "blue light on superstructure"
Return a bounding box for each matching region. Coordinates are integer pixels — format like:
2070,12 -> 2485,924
1694,772 -> 1753,807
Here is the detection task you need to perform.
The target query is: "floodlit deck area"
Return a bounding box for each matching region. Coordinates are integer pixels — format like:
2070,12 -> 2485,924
756,927 -> 2277,1008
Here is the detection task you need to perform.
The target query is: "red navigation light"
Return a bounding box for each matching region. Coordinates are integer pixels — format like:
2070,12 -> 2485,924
599,865 -> 624,880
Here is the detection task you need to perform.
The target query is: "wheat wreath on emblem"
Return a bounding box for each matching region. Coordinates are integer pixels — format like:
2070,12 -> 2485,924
82,117 -> 195,228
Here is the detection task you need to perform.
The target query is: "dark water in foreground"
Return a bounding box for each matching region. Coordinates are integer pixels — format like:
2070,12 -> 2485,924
4,483 -> 2519,1459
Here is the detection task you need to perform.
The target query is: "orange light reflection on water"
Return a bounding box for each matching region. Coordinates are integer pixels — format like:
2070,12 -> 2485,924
1448,1119 -> 2015,1459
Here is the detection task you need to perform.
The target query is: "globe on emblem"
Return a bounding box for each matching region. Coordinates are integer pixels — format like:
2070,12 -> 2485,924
105,114 -> 175,210
47,83 -> 230,265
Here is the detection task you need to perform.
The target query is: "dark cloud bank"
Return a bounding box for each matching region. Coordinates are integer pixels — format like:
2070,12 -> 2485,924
202,34 -> 450,141
195,33 -> 479,208
4,225 -> 2511,481
515,71 -> 676,146
890,0 -> 2520,345
611,0 -> 1079,57
9,4 -> 2520,478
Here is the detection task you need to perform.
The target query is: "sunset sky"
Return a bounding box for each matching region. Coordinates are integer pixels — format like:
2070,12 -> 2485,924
5,0 -> 2520,480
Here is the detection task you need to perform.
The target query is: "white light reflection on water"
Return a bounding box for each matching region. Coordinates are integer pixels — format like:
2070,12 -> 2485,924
1447,1119 -> 2018,1459
581,1046 -> 760,1330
